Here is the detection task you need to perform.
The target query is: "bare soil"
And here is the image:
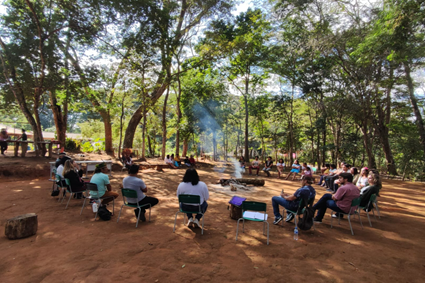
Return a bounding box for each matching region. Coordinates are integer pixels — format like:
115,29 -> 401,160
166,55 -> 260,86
0,151 -> 424,282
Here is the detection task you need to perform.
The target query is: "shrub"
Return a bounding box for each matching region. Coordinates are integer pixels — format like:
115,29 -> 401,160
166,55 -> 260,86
81,141 -> 94,153
65,138 -> 80,151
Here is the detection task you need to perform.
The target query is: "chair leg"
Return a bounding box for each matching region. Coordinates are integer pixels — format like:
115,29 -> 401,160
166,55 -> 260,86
242,218 -> 245,233
80,197 -> 87,215
372,208 -> 377,221
366,210 -> 372,227
173,212 -> 180,233
116,205 -> 124,223
347,214 -> 354,235
375,202 -> 381,219
65,193 -> 73,209
236,218 -> 241,241
136,207 -> 141,228
201,214 -> 204,235
358,209 -> 363,229
265,221 -> 269,245
330,212 -> 334,228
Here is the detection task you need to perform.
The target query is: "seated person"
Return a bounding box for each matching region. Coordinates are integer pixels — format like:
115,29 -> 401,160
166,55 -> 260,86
351,167 -> 360,185
324,162 -> 346,191
285,159 -> 301,180
262,156 -> 273,177
276,159 -> 285,179
239,156 -> 245,169
177,168 -> 209,228
321,164 -> 337,187
189,155 -> 196,167
317,164 -> 330,185
301,166 -> 313,179
249,156 -> 260,176
89,163 -> 119,205
0,128 -> 10,156
183,156 -> 191,166
123,165 -> 159,222
331,163 -> 351,193
356,167 -> 369,189
63,159 -> 85,198
359,172 -> 381,211
164,154 -> 178,168
55,158 -> 67,188
272,176 -> 316,224
313,173 -> 360,222
55,152 -> 70,168
174,154 -> 182,166
122,152 -> 133,169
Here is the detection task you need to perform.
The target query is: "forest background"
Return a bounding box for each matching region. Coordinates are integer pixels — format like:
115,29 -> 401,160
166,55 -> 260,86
0,0 -> 424,180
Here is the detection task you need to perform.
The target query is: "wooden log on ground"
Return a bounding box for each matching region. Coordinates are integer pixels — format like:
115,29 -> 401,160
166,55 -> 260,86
230,183 -> 250,191
5,213 -> 38,240
236,178 -> 265,186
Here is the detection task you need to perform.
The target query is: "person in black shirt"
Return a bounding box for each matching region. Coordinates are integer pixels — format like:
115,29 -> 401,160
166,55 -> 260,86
263,156 -> 273,177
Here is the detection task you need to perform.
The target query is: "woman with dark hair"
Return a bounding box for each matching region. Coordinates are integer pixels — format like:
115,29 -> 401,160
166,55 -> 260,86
90,163 -> 119,205
176,168 -> 209,228
285,159 -> 301,181
63,159 -> 86,198
351,167 -> 360,185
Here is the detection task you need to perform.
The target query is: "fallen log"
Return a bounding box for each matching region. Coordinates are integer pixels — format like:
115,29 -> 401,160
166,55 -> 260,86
235,178 -> 265,186
5,213 -> 38,240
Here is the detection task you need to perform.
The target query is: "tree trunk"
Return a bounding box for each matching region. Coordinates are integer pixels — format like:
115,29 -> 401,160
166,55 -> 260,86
182,138 -> 189,157
147,135 -> 153,157
161,86 -> 170,159
360,121 -> 376,169
141,101 -> 147,159
175,58 -> 182,156
118,95 -> 125,160
100,111 -> 113,156
404,62 -> 425,155
243,81 -> 250,162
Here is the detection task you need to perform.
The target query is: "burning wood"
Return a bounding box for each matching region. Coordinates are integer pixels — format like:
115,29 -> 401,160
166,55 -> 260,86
217,178 -> 265,191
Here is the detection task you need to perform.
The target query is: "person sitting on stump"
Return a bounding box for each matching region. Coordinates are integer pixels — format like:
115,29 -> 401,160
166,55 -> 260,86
249,156 -> 260,176
285,159 -> 301,180
122,165 -> 159,222
313,173 -> 360,222
272,176 -> 316,224
263,156 -> 273,177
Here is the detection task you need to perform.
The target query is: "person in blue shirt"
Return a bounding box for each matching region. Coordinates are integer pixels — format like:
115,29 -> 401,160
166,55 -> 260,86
272,176 -> 316,224
90,163 -> 119,205
285,159 -> 301,181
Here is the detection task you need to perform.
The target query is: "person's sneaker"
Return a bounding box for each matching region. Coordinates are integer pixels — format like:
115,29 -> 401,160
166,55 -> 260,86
140,213 -> 146,222
332,213 -> 343,219
313,217 -> 322,223
285,213 -> 295,222
187,218 -> 194,227
326,188 -> 333,192
193,218 -> 201,228
273,216 -> 283,225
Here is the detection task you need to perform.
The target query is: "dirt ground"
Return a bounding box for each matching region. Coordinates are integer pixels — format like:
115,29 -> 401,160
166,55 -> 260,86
0,151 -> 424,283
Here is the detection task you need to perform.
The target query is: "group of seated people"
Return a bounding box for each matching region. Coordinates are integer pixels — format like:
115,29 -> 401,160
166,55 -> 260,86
164,154 -> 196,168
241,157 -> 313,180
272,165 -> 381,225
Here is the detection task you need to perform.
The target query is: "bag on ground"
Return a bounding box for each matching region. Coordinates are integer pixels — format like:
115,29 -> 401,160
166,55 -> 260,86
297,198 -> 314,231
98,206 -> 112,221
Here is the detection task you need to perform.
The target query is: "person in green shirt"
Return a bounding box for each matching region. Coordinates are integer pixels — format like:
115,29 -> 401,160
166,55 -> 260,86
90,163 -> 119,205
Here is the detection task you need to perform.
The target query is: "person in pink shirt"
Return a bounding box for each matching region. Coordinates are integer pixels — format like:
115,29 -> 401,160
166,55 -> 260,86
312,173 -> 360,223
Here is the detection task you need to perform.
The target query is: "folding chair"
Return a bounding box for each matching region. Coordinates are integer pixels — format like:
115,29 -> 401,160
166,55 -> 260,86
173,194 -> 204,235
61,179 -> 85,210
55,174 -> 68,202
283,198 -> 315,230
236,201 -> 269,245
51,168 -> 57,192
117,188 -> 151,228
331,196 -> 363,235
359,194 -> 379,227
80,182 -> 115,220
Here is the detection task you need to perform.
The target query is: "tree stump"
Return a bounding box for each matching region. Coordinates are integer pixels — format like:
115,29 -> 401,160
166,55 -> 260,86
155,166 -> 164,172
5,213 -> 38,240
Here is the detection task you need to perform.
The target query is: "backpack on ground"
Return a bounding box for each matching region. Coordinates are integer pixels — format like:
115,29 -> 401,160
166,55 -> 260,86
98,206 -> 112,221
297,197 -> 314,231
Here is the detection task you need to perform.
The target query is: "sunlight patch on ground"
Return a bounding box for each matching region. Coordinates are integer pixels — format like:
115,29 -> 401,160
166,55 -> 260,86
317,269 -> 342,282
380,231 -> 415,244
334,237 -> 364,246
12,189 -> 22,192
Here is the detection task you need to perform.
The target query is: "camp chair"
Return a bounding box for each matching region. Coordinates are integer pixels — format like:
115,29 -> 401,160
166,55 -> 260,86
236,201 -> 269,245
117,188 -> 151,228
283,198 -> 315,230
61,178 -> 85,210
80,182 -> 115,220
331,196 -> 363,236
55,174 -> 68,202
173,194 -> 205,235
359,194 -> 379,227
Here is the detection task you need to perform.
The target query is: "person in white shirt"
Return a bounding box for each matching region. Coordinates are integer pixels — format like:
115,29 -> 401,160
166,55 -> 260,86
165,154 -> 178,168
123,165 -> 159,222
176,168 -> 209,228
276,158 -> 285,179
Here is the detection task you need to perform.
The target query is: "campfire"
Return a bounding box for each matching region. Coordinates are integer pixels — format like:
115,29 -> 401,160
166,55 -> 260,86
217,178 -> 265,191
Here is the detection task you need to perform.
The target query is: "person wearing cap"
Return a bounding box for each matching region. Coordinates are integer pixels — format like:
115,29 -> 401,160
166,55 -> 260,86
90,163 -> 119,205
272,176 -> 316,225
313,172 -> 360,222
55,152 -> 70,168
0,128 -> 10,156
122,165 -> 159,222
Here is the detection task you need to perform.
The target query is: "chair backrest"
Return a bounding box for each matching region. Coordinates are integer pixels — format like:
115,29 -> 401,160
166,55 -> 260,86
241,201 -> 267,213
85,182 -> 99,192
178,194 -> 201,205
64,178 -> 71,187
351,196 -> 362,207
122,188 -> 138,205
370,194 -> 377,203
55,174 -> 62,182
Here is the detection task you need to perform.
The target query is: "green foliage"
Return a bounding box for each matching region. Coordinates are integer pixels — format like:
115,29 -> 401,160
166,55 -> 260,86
65,138 -> 80,151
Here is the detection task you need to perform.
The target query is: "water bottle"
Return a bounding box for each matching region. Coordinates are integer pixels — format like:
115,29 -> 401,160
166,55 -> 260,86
92,202 -> 98,213
294,227 -> 299,241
